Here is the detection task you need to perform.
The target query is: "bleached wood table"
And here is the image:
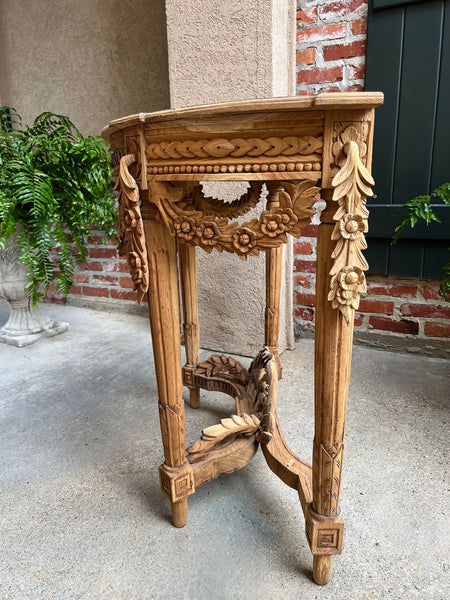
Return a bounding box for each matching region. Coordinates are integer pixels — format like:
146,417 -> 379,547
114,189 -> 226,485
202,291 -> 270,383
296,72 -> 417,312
103,92 -> 383,585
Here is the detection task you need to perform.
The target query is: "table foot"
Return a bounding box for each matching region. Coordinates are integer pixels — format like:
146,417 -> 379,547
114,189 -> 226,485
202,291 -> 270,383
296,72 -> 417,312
159,461 -> 195,527
171,499 -> 188,528
189,388 -> 200,409
313,555 -> 332,586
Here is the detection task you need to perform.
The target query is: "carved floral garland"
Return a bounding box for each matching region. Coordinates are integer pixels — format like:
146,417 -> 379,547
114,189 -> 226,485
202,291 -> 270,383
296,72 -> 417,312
329,126 -> 374,323
149,180 -> 319,258
115,154 -> 149,304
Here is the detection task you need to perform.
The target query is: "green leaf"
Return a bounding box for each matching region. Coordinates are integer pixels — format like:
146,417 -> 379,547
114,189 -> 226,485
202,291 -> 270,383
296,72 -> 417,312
392,184 -> 450,302
0,107 -> 117,304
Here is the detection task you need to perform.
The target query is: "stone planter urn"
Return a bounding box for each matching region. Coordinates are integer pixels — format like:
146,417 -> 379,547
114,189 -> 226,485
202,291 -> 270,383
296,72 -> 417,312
0,237 -> 69,347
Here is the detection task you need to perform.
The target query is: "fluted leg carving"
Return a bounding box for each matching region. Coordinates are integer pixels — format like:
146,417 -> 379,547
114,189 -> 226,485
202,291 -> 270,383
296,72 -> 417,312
179,242 -> 201,408
264,183 -> 285,377
265,245 -> 283,377
143,217 -> 194,527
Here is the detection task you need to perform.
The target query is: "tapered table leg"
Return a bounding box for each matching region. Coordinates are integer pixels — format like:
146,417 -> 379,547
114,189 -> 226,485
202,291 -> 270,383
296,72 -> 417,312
265,245 -> 283,376
307,193 -> 353,584
265,183 -> 285,377
179,242 -> 201,408
144,217 -> 195,527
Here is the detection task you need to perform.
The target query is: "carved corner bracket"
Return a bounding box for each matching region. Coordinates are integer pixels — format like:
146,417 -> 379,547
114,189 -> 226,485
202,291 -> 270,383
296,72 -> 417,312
115,154 -> 149,304
148,179 -> 319,259
329,126 -> 374,323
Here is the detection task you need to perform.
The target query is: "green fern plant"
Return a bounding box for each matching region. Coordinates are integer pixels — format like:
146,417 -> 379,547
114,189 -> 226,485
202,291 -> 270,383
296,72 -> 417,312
392,183 -> 450,302
0,107 -> 117,304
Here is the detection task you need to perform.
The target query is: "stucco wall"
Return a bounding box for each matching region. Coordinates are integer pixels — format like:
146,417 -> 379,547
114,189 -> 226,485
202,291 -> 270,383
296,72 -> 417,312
165,0 -> 296,356
0,0 -> 169,135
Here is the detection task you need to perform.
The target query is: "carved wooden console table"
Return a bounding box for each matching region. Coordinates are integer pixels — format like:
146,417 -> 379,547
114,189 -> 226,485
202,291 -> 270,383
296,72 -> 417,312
103,92 -> 383,585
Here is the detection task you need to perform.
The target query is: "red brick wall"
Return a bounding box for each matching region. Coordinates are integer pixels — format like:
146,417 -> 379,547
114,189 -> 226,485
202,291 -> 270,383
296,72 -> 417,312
46,231 -> 138,306
296,0 -> 368,94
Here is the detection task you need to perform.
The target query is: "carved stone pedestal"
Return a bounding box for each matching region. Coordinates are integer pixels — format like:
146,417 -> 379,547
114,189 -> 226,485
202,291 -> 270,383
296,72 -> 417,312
103,92 -> 383,585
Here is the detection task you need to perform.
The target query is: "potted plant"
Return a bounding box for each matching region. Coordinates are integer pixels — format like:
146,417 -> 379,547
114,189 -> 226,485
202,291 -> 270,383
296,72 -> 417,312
0,107 -> 117,346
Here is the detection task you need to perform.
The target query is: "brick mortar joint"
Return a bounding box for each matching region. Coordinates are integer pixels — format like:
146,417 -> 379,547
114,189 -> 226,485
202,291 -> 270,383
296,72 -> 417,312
297,13 -> 367,34
296,30 -> 367,52
296,2 -> 368,93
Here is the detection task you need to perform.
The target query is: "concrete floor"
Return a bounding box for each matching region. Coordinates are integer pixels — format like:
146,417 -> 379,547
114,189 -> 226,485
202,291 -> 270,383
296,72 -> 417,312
0,302 -> 449,600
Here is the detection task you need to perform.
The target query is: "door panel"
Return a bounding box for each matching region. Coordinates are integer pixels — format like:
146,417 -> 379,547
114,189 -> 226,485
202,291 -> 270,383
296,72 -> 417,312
431,4 -> 450,189
393,2 -> 443,205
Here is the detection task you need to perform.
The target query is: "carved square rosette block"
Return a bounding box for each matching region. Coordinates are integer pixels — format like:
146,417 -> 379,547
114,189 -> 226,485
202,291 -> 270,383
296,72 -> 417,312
305,509 -> 344,555
182,364 -> 196,389
159,462 -> 195,503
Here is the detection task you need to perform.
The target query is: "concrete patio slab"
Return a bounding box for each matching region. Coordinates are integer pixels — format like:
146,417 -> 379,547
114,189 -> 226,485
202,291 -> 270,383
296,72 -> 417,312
0,302 -> 449,599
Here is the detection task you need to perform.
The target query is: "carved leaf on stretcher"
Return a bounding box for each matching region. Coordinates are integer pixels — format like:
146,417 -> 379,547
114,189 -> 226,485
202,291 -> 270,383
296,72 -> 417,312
196,354 -> 250,385
186,413 -> 261,463
186,347 -> 278,462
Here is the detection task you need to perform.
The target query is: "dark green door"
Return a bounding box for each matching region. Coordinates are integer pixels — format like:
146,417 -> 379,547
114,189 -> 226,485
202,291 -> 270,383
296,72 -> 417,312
365,0 -> 450,277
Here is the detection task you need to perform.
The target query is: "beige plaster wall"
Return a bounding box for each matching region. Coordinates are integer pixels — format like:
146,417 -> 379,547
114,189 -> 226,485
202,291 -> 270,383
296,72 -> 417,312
165,0 -> 296,356
0,0 -> 170,136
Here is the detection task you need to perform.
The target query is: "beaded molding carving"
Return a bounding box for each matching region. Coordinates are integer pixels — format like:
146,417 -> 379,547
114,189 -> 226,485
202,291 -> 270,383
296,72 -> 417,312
146,135 -> 323,175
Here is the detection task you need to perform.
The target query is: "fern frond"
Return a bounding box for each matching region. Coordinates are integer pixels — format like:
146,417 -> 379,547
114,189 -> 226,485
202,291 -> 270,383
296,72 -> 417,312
0,107 -> 117,304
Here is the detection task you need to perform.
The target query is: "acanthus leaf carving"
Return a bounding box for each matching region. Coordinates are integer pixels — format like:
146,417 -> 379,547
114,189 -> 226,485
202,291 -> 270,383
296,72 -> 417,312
247,347 -> 273,416
115,154 -> 149,304
247,347 -> 278,444
331,123 -> 368,171
329,130 -> 374,323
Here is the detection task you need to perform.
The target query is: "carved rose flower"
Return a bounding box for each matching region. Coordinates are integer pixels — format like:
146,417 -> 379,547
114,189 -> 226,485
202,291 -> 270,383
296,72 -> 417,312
232,227 -> 257,253
196,221 -> 220,247
339,214 -> 366,240
174,216 -> 196,241
336,266 -> 366,307
260,212 -> 286,238
279,208 -> 298,227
